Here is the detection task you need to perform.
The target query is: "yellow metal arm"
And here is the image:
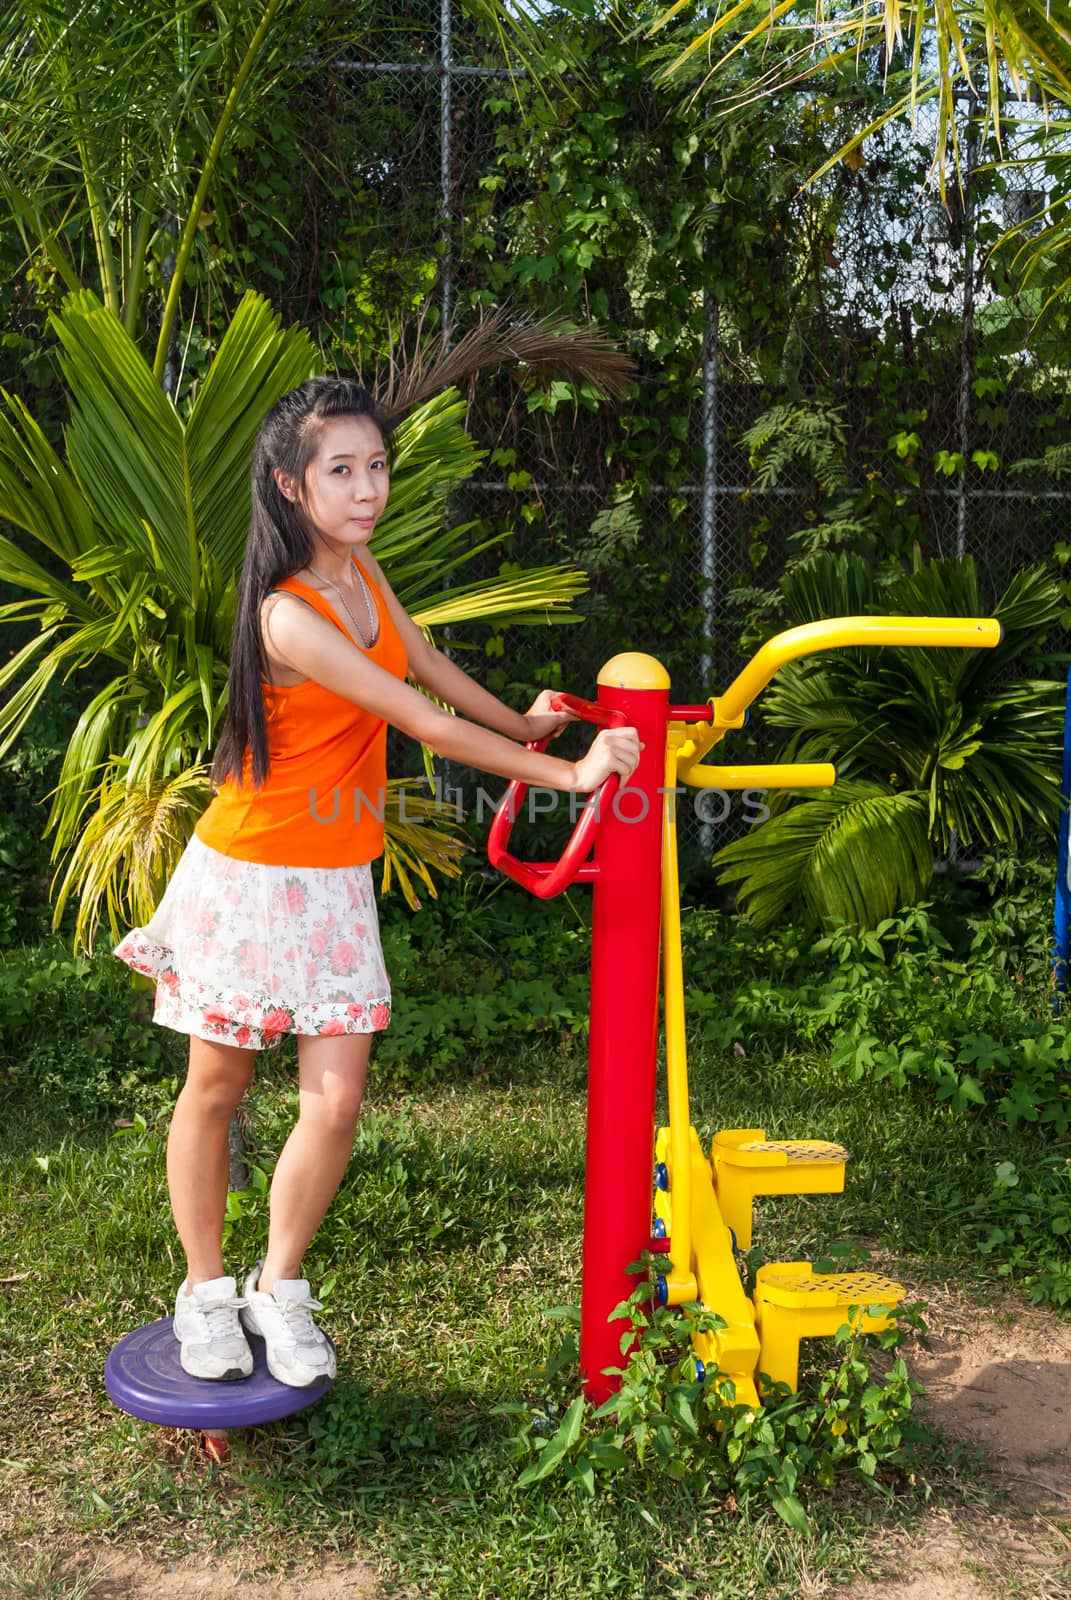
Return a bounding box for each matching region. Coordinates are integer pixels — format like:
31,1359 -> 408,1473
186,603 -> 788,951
677,760 -> 835,791
678,613 -> 1001,783
660,740 -> 698,1304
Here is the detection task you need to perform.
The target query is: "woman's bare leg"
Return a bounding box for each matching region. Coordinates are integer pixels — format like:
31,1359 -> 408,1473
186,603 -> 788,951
167,1036 -> 255,1287
257,1032 -> 372,1293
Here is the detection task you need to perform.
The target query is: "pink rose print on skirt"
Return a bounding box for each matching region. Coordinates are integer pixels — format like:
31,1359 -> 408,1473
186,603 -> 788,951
275,879 -> 307,916
112,838 -> 391,1046
260,1008 -> 293,1042
330,940 -> 358,974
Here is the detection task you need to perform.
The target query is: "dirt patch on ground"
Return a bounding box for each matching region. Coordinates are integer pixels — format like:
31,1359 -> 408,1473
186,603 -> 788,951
911,1291 -> 1071,1504
833,1284 -> 1071,1600
11,1547 -> 382,1600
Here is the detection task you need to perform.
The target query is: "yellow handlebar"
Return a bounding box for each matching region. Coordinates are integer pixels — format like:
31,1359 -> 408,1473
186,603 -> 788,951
677,614 -> 1002,787
714,616 -> 1002,729
679,761 -> 836,791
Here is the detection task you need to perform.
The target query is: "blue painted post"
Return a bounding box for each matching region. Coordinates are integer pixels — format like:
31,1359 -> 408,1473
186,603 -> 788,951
1053,667 -> 1071,1001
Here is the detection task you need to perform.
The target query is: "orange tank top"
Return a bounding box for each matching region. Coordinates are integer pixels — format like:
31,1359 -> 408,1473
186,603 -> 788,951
196,559 -> 408,867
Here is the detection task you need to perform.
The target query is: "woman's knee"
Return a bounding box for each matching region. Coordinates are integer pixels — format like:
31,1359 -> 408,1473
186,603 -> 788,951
307,1074 -> 366,1134
179,1042 -> 253,1120
297,1036 -> 370,1133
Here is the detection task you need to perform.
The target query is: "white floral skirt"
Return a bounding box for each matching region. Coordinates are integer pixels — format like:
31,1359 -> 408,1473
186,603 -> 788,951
113,835 -> 391,1050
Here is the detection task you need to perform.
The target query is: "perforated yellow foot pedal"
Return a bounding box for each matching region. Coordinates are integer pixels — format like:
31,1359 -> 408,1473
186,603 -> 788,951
754,1261 -> 905,1392
711,1128 -> 849,1250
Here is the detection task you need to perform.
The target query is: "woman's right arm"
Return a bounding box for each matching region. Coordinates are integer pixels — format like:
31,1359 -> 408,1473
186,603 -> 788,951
262,594 -> 640,791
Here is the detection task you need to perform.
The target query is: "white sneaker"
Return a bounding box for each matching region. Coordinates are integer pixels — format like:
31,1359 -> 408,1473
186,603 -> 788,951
173,1276 -> 253,1381
239,1262 -> 336,1388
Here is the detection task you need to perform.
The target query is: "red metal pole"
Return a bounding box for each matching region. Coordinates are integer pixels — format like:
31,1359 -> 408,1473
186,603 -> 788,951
580,653 -> 670,1402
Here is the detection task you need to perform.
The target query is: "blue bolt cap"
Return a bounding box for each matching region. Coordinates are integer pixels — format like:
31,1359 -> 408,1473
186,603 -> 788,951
652,1217 -> 667,1239
695,1358 -> 706,1383
654,1162 -> 669,1191
655,1276 -> 668,1307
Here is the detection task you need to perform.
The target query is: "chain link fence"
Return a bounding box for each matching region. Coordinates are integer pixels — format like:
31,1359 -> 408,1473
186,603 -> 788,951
329,5 -> 1071,870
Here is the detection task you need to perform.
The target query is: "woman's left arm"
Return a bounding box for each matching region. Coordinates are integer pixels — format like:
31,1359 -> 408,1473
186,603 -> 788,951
362,549 -> 567,742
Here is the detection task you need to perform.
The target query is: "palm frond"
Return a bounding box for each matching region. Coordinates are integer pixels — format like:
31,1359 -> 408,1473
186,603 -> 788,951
411,567 -> 588,630
650,0 -> 1071,196
372,391 -> 488,597
51,765 -> 213,952
713,782 -> 932,930
53,292 -> 191,597
379,780 -> 468,910
186,291 -> 319,576
0,390 -> 98,573
779,552 -> 880,627
47,677 -> 151,844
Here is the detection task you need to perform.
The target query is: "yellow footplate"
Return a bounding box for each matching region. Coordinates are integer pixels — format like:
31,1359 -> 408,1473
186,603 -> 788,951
754,1262 -> 905,1391
712,1128 -> 849,1250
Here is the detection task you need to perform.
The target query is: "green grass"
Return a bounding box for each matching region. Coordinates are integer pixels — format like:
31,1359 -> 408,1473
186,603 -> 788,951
0,1031 -> 1035,1600
2,857 -> 1068,1597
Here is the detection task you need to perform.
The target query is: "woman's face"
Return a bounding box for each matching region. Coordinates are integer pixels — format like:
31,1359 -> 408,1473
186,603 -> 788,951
291,414 -> 390,552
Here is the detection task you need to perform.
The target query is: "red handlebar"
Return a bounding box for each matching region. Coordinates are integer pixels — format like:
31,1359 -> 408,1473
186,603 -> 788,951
486,694 -> 626,899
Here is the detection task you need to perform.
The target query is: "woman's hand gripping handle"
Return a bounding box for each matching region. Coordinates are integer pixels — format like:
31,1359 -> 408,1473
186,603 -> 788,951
486,692 -> 642,899
571,724 -> 641,791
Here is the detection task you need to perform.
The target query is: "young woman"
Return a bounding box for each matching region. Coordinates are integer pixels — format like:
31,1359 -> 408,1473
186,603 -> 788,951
115,376 -> 639,1388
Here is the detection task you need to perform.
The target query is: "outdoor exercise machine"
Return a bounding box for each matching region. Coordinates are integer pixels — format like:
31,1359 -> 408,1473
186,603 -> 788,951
488,614 -> 1001,1404
1052,666 -> 1071,999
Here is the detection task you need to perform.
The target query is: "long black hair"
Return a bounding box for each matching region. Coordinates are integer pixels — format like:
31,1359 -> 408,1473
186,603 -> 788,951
213,376 -> 395,788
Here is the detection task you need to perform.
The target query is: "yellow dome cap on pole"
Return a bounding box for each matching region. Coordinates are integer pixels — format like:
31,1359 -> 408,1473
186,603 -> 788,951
597,652 -> 671,691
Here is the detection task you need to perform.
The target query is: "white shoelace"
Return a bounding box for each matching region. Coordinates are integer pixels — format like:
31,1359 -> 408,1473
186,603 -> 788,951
276,1295 -> 325,1345
198,1295 -> 247,1339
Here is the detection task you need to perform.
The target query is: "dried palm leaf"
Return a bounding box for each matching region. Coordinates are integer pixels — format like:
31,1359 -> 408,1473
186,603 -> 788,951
52,764 -> 213,952
380,779 -> 469,909
372,304 -> 635,416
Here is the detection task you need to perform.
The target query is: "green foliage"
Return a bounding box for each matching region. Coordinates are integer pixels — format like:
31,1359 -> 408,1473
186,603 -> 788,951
5,844 -> 1070,1303
0,293 -> 592,947
0,290 -> 316,946
459,3 -> 806,695
742,403 -> 851,496
692,876 -> 1061,1126
714,553 -> 1063,929
0,694 -> 77,949
716,781 -> 933,932
649,1 -> 1071,310
502,1271 -> 921,1531
684,846 -> 1071,1306
0,0 -> 352,363
375,881 -> 592,1086
947,1151 -> 1071,1308
0,878 -> 593,1117
0,939 -> 182,1120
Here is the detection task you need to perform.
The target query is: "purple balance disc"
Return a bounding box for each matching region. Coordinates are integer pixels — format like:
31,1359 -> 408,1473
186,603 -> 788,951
105,1318 -> 333,1429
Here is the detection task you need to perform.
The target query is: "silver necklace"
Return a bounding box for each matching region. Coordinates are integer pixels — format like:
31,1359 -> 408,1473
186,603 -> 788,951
308,559 -> 376,648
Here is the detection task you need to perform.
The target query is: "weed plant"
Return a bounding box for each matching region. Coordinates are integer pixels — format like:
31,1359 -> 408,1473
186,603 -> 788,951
502,1275 -> 923,1534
